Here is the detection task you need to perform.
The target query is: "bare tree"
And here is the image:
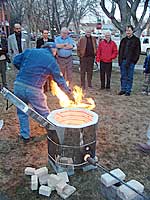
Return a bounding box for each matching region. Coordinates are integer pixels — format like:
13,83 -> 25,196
7,0 -> 101,36
100,0 -> 150,37
7,0 -> 25,30
73,0 -> 98,33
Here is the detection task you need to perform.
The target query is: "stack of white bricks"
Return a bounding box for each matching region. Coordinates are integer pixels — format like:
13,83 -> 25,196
100,168 -> 145,200
25,166 -> 76,199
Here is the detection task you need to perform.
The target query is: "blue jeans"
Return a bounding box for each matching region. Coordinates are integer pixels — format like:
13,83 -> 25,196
120,60 -> 135,93
14,82 -> 50,139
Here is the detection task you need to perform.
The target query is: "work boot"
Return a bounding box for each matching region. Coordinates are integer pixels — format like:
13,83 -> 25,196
125,92 -> 130,96
118,91 -> 126,95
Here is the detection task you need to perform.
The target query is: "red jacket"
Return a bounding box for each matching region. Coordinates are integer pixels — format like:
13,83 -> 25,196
96,39 -> 118,63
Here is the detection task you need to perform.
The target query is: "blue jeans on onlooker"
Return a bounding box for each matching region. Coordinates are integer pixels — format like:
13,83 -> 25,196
14,82 -> 50,139
120,60 -> 135,94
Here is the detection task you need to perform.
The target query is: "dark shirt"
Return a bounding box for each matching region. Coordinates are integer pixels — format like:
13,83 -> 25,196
15,33 -> 22,53
84,36 -> 94,57
36,38 -> 54,48
123,37 -> 131,59
0,37 -> 8,55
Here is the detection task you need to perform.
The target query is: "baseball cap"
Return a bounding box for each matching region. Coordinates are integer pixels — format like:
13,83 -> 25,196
42,42 -> 56,49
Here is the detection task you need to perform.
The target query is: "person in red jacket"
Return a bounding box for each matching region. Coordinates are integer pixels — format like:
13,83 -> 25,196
96,32 -> 118,90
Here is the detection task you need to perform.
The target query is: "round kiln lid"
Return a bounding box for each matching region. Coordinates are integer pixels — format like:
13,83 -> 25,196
47,108 -> 99,128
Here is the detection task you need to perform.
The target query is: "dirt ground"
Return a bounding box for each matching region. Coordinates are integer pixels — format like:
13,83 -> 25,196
0,63 -> 150,200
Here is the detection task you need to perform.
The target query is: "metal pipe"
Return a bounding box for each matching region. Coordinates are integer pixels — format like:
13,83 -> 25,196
0,87 -> 55,130
84,155 -> 149,200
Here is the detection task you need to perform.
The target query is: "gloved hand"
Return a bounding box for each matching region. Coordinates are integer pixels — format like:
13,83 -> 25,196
67,92 -> 75,102
58,84 -> 75,101
65,88 -> 75,101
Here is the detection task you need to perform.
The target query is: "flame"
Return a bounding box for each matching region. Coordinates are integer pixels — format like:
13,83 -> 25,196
50,80 -> 95,110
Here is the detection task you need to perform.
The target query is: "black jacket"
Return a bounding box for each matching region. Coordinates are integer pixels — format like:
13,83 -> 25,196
0,37 -> 8,56
118,35 -> 141,66
36,38 -> 54,48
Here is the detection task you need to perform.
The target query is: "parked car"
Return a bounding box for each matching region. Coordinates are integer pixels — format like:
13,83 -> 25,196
140,36 -> 150,55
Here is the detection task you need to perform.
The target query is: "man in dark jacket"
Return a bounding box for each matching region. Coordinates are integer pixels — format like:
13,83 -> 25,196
0,32 -> 9,87
118,25 -> 141,96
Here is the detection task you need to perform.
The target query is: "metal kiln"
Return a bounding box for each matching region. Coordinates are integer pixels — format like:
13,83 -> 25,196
47,108 -> 98,174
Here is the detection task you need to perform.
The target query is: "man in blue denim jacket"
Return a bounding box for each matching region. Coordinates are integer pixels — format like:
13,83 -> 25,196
13,42 -> 71,142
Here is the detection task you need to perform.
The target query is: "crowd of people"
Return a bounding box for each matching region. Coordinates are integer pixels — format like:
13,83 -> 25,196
0,23 -> 150,152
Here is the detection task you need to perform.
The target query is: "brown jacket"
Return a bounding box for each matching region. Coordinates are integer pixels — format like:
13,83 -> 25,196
77,36 -> 97,58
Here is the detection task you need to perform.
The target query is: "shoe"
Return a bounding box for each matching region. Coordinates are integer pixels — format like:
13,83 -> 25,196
106,87 -> 111,91
18,135 -> 30,143
18,134 -> 36,143
101,87 -> 105,90
136,143 -> 150,153
88,86 -> 94,90
125,92 -> 130,96
118,91 -> 126,95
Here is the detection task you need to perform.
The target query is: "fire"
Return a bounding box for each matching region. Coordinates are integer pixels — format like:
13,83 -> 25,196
50,80 -> 95,110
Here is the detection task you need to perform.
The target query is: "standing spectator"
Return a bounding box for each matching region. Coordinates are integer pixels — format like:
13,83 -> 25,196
8,23 -> 28,62
77,29 -> 97,90
36,29 -> 54,92
141,54 -> 150,95
36,29 -> 54,48
96,32 -> 118,90
0,32 -> 9,87
118,25 -> 141,96
55,27 -> 75,87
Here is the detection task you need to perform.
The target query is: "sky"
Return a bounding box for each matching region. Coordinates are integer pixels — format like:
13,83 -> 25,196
81,1 -> 149,24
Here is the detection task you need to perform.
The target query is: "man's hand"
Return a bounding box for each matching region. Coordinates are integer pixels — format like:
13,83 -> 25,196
67,91 -> 75,102
64,88 -> 74,101
58,84 -> 75,101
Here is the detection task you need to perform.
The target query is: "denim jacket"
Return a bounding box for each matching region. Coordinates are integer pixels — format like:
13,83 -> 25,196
13,48 -> 70,93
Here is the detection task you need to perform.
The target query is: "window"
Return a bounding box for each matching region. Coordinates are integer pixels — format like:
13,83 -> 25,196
143,38 -> 149,44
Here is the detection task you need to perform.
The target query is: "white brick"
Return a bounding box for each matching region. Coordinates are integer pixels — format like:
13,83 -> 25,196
39,174 -> 50,185
101,168 -> 126,187
56,181 -> 68,193
31,175 -> 38,191
39,185 -> 51,197
57,172 -> 69,183
35,167 -> 48,178
60,157 -> 73,164
48,174 -> 62,190
25,167 -> 36,176
117,180 -> 144,200
57,184 -> 76,199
